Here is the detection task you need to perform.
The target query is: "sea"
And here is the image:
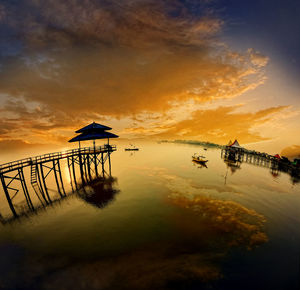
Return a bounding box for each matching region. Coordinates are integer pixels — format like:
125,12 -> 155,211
0,142 -> 299,290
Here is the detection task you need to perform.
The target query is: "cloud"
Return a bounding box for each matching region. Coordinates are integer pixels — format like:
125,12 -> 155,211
0,0 -> 268,141
248,48 -> 269,67
281,145 -> 300,158
149,105 -> 289,143
0,139 -> 42,152
6,0 -> 223,49
0,43 -> 266,117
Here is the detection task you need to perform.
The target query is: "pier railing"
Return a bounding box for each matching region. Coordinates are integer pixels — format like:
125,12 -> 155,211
0,145 -> 116,174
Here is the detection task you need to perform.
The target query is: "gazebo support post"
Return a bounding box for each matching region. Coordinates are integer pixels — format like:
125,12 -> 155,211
94,145 -> 98,177
101,152 -> 105,177
87,153 -> 92,181
108,138 -> 111,177
79,153 -> 85,185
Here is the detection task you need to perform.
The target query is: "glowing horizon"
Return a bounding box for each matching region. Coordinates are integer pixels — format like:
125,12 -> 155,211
0,0 -> 299,157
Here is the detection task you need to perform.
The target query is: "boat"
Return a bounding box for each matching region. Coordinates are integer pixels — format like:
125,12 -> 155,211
125,148 -> 139,151
192,153 -> 208,163
125,144 -> 139,151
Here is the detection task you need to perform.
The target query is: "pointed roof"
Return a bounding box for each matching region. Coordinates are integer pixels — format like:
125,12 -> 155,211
68,131 -> 119,143
229,139 -> 242,148
75,122 -> 112,133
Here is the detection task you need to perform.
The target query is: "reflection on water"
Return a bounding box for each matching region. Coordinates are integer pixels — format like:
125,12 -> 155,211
0,142 -> 299,289
222,147 -> 300,185
168,193 -> 268,250
77,177 -> 120,209
192,160 -> 208,169
0,176 -> 119,225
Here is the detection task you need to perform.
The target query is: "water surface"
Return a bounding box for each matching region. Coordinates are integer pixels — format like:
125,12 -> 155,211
0,142 -> 299,289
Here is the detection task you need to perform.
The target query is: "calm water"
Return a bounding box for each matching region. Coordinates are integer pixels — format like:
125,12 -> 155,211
0,142 -> 299,289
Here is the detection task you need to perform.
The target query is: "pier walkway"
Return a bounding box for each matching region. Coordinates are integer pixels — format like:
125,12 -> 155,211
0,145 -> 116,220
221,147 -> 300,181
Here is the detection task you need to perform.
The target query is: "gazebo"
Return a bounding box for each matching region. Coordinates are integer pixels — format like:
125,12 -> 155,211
228,139 -> 242,149
68,122 -> 119,149
68,122 -> 119,179
226,139 -> 244,153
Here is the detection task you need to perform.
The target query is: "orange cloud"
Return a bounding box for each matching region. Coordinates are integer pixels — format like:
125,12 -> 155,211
0,139 -> 42,152
0,1 -> 267,120
150,105 -> 289,144
281,145 -> 300,158
0,0 -> 279,147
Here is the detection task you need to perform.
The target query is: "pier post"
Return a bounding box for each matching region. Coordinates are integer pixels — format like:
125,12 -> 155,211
83,154 -> 89,182
101,152 -> 105,177
36,164 -> 49,204
87,154 -> 92,181
39,163 -> 51,203
79,152 -> 85,185
94,148 -> 98,176
108,151 -> 111,177
53,160 -> 63,197
0,174 -> 18,217
19,168 -> 34,210
57,159 -> 66,195
71,155 -> 78,189
67,157 -> 74,192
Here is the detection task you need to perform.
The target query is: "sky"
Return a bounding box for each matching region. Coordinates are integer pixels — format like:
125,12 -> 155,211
0,0 -> 299,155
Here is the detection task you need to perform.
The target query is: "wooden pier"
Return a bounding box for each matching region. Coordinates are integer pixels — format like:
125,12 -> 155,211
221,147 -> 300,181
221,148 -> 275,168
0,145 -> 116,221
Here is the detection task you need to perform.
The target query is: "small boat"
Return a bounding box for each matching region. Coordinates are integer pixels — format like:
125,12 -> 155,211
125,148 -> 139,151
192,153 -> 208,163
125,144 -> 139,151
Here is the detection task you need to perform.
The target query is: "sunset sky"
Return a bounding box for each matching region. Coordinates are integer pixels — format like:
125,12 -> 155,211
0,0 -> 299,155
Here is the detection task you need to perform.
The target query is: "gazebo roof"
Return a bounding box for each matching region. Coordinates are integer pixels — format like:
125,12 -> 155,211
75,122 -> 112,133
229,139 -> 242,148
68,131 -> 119,143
